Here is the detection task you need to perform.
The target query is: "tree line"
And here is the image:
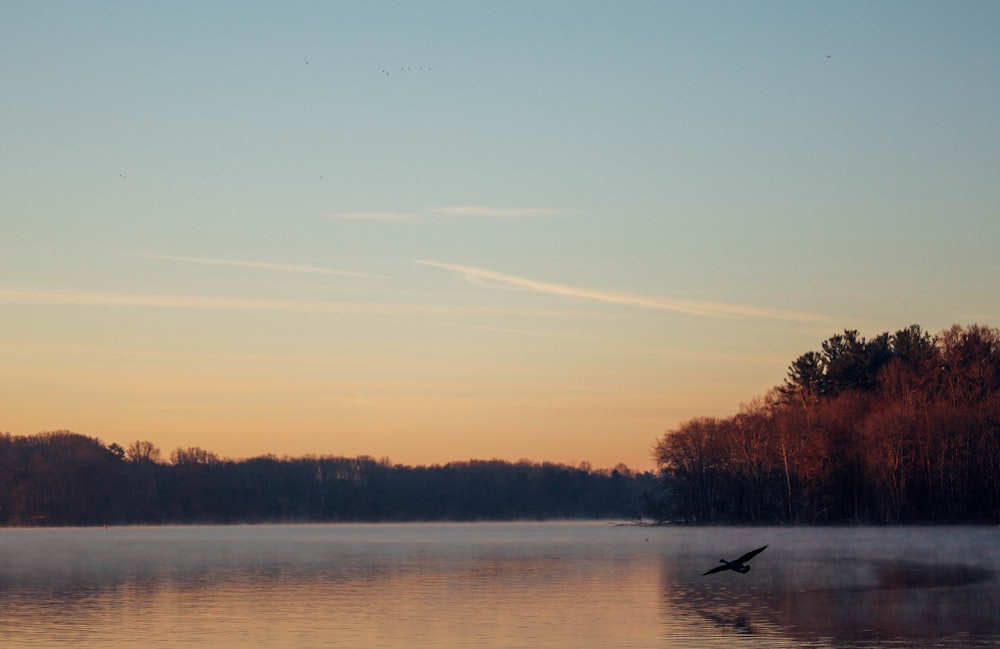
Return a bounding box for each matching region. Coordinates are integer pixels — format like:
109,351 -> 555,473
0,432 -> 655,526
651,324 -> 1000,524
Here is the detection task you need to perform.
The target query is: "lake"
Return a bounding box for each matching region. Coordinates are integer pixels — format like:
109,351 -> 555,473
1,522 -> 998,648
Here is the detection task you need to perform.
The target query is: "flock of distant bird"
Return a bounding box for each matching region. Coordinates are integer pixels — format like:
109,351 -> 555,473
119,52 -> 829,180
381,66 -> 431,76
117,61 -> 434,181
304,60 -> 432,76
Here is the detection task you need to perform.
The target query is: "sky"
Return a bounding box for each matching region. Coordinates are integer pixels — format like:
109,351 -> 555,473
2,1 -> 998,470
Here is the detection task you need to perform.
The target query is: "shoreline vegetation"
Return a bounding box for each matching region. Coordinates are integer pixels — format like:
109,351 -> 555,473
3,323 -> 997,527
0,434 -> 655,527
651,324 -> 1000,525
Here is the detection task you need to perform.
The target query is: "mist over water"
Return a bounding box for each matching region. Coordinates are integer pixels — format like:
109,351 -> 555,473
660,526 -> 1000,647
1,523 -> 998,648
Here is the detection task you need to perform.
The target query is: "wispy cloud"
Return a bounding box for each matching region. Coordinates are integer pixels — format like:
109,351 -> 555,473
0,286 -> 571,317
415,260 -> 827,324
330,206 -> 556,222
0,287 -> 374,312
135,254 -> 377,278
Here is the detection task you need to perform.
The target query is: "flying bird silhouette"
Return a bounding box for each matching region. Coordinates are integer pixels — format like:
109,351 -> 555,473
703,545 -> 768,575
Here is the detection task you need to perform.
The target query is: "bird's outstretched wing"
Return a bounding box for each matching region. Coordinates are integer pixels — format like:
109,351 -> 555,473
702,564 -> 731,576
734,545 -> 768,564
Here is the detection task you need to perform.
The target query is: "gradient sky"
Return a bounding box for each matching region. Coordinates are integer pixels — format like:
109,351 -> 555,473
2,1 -> 998,470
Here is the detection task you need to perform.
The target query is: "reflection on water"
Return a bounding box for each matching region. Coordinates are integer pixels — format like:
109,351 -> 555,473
1,524 -> 998,648
660,526 -> 1000,648
0,523 -> 660,649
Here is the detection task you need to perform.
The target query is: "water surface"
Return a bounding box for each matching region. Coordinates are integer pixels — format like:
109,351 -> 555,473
1,523 -> 997,648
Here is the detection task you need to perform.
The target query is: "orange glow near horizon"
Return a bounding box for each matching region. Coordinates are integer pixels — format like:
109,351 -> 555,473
1,328 -> 775,470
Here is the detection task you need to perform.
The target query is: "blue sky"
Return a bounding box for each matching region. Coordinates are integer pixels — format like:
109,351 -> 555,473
2,1 -> 998,469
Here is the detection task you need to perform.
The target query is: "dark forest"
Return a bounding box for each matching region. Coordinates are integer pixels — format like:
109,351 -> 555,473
651,324 -> 1000,524
0,433 -> 654,526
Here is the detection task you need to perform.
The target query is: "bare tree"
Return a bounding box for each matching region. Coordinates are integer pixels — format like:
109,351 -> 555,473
125,440 -> 161,464
170,447 -> 220,465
